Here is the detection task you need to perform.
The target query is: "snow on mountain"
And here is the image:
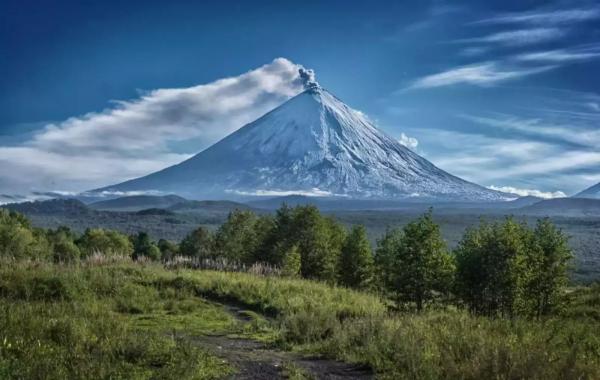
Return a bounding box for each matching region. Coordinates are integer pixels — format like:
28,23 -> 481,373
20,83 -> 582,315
95,82 -> 509,202
574,182 -> 600,199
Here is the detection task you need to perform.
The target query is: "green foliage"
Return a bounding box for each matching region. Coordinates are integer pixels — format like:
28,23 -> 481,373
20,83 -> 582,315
338,225 -> 373,289
528,218 -> 573,316
0,260 -> 598,379
375,210 -> 454,310
46,226 -> 80,263
0,263 -> 232,379
0,209 -> 50,260
214,210 -> 262,263
130,231 -> 161,260
179,226 -> 214,259
282,206 -> 345,282
455,217 -> 573,317
158,267 -> 600,379
281,245 -> 301,278
157,238 -> 178,260
76,228 -> 133,258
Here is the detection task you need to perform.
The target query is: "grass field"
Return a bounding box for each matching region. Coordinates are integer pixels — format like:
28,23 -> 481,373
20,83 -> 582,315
1,259 -> 599,379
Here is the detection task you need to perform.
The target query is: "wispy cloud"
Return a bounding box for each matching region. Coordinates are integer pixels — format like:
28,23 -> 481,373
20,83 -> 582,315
228,188 -> 341,197
409,62 -> 555,89
487,185 -> 565,199
458,28 -> 565,46
460,114 -> 600,149
473,7 -> 600,25
516,44 -> 600,62
0,58 -> 311,196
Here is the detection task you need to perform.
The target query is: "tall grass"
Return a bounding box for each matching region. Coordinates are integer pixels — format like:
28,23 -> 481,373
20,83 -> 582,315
1,260 -> 599,379
157,267 -> 600,379
0,260 -> 231,379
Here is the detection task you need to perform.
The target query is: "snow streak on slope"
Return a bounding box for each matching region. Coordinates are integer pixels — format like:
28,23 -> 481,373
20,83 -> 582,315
97,84 -> 509,201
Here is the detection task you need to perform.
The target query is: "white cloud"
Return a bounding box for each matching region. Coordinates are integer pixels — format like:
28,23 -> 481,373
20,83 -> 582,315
461,114 -> 600,148
409,62 -> 555,89
474,8 -> 600,25
228,188 -> 341,197
0,58 -> 312,195
487,185 -> 566,199
398,133 -> 419,150
459,28 -> 565,46
516,45 -> 600,62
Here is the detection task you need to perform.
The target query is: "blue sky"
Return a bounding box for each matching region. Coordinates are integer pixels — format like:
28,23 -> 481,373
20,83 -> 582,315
0,0 -> 599,200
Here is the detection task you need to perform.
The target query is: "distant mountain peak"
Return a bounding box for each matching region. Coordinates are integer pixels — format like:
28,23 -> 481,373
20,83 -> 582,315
574,182 -> 600,199
94,86 -> 509,202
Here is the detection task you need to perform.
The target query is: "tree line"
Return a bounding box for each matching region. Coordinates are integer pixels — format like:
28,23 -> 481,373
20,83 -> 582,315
0,205 -> 572,317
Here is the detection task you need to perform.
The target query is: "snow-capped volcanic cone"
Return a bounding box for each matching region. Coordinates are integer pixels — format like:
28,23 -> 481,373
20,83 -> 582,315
95,81 -> 508,201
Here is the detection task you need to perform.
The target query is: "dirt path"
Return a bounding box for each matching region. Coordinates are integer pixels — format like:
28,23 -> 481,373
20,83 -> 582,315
189,304 -> 374,380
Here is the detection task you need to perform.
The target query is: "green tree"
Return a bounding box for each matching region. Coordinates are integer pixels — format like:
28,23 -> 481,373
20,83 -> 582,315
131,232 -> 161,261
281,244 -> 301,278
289,206 -> 345,282
375,210 -> 454,311
455,218 -> 532,317
76,228 -> 133,258
157,239 -> 178,260
0,210 -> 50,260
46,226 -> 80,263
527,218 -> 573,316
179,227 -> 214,259
338,225 -> 374,289
249,215 -> 276,264
214,210 -> 261,263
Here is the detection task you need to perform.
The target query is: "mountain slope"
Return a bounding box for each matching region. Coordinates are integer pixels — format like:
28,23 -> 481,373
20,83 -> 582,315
89,195 -> 187,211
574,183 -> 600,199
519,198 -> 600,216
96,85 -> 509,201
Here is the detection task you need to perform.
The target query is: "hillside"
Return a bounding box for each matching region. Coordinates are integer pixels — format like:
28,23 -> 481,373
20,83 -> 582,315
574,182 -> 600,199
90,194 -> 188,211
519,198 -> 600,217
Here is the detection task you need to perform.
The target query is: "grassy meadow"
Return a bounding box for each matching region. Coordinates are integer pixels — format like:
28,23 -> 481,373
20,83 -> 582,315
1,259 -> 599,379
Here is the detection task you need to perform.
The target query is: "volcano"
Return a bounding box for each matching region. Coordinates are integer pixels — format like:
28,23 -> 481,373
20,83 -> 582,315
96,83 -> 508,202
